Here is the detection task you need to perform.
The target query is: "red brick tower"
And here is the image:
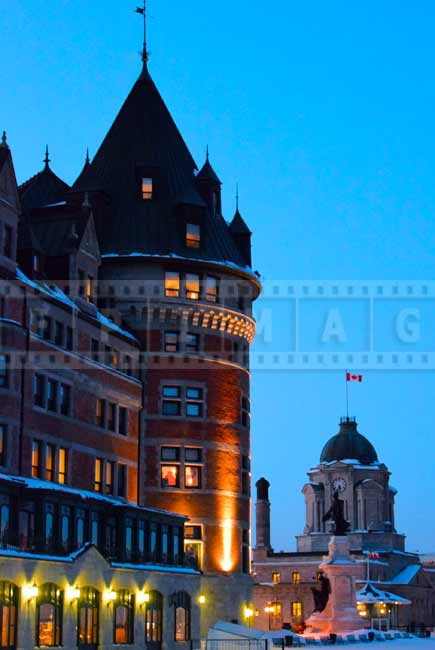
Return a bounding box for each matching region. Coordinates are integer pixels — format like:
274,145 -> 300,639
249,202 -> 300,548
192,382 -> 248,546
69,34 -> 261,626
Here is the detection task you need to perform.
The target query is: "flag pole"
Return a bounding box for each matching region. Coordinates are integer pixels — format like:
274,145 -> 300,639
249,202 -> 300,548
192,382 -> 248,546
345,371 -> 349,419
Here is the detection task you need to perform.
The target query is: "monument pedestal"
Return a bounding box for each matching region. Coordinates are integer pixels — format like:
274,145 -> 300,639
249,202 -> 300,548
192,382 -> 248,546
305,536 -> 363,635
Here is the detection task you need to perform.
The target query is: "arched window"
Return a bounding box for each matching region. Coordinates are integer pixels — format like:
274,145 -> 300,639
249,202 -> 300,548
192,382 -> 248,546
145,591 -> 163,645
36,583 -> 63,647
113,590 -> 134,644
0,582 -> 17,649
173,591 -> 191,642
78,587 -> 99,649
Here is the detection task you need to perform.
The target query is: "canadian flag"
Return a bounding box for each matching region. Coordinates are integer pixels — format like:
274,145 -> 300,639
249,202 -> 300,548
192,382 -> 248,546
346,372 -> 363,382
369,552 -> 380,560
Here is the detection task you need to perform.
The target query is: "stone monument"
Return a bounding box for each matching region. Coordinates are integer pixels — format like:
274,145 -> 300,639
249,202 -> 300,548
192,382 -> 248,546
305,493 -> 363,635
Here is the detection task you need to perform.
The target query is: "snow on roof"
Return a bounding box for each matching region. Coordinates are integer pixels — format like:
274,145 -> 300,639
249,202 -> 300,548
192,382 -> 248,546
0,472 -> 186,519
357,582 -> 411,605
16,268 -> 137,342
209,621 -> 265,640
111,562 -> 199,575
101,252 -> 259,281
387,564 -> 421,585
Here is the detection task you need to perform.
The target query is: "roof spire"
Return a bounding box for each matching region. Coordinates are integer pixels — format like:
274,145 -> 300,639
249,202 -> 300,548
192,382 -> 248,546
1,131 -> 8,149
136,1 -> 150,68
44,145 -> 50,168
85,147 -> 90,165
236,183 -> 239,211
206,144 -> 209,161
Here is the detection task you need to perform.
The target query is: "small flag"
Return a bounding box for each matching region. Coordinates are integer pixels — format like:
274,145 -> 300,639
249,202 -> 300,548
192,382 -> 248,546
346,372 -> 362,382
136,7 -> 144,14
369,552 -> 380,560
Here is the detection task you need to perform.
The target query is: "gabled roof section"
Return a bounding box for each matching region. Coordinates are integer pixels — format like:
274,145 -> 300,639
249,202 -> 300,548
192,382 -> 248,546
0,132 -> 21,213
28,208 -> 96,258
19,153 -> 70,213
196,155 -> 221,184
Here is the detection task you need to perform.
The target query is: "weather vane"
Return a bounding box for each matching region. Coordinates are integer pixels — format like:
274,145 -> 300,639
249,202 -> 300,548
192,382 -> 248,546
135,1 -> 149,64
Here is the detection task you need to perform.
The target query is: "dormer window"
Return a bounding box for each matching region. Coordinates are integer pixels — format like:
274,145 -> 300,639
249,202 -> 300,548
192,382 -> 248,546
186,223 -> 200,249
142,177 -> 153,200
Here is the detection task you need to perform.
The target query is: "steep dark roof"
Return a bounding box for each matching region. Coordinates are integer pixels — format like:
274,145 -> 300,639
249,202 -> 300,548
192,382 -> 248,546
320,419 -> 378,465
0,147 -> 10,174
20,204 -> 92,257
71,65 -> 249,267
196,156 -> 221,184
230,209 -> 252,235
19,162 -> 70,213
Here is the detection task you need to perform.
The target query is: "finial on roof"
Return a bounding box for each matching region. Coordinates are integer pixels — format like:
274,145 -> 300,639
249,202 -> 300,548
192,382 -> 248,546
85,148 -> 90,165
236,183 -> 239,211
206,145 -> 209,161
82,191 -> 91,209
1,131 -> 8,149
136,1 -> 150,67
44,145 -> 50,168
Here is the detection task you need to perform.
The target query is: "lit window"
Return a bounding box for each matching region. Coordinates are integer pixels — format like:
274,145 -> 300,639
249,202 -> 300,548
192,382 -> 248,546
205,276 -> 218,302
86,276 -> 93,303
161,465 -> 179,488
58,448 -> 67,484
94,458 -> 103,492
0,582 -> 18,649
78,587 -> 99,647
185,274 -> 200,300
185,466 -> 201,489
165,272 -> 180,298
145,591 -> 163,643
292,571 -> 301,584
186,223 -> 200,249
32,440 -> 41,478
36,583 -> 63,647
269,602 -> 282,631
272,572 -> 280,584
113,590 -> 134,644
45,444 -> 55,481
174,592 -> 191,642
184,525 -> 203,569
164,331 -> 179,353
291,601 -> 303,617
142,177 -> 153,200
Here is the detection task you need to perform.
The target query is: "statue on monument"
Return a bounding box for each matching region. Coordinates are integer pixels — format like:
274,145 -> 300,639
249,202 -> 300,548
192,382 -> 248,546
323,491 -> 350,536
311,571 -> 331,613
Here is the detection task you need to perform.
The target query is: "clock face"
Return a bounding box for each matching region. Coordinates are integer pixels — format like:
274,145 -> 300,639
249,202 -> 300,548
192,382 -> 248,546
332,477 -> 347,492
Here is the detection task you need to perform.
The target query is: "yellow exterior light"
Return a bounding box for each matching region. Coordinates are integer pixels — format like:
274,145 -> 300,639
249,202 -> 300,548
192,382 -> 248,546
66,586 -> 80,601
105,589 -> 117,604
198,595 -> 206,605
23,584 -> 39,601
244,607 -> 254,618
137,591 -> 150,606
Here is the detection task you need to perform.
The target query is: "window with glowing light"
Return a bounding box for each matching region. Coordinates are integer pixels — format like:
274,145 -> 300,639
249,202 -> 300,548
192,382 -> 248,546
36,583 -> 63,647
113,590 -> 134,645
45,444 -> 55,482
94,458 -> 103,492
173,592 -> 191,642
165,272 -> 180,297
78,587 -> 99,648
0,581 -> 17,650
269,602 -> 282,631
184,525 -> 203,570
161,465 -> 179,488
186,223 -> 200,249
142,177 -> 153,200
31,440 -> 41,478
185,274 -> 200,300
272,572 -> 281,584
292,571 -> 301,584
145,591 -> 163,643
205,276 -> 218,302
291,601 -> 303,617
185,465 -> 201,489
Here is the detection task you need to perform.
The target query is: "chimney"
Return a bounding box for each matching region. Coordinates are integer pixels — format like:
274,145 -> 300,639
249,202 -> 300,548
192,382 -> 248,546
255,477 -> 272,550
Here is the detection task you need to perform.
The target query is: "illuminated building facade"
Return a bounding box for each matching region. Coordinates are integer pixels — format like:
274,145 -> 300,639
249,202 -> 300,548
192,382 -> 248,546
0,10 -> 260,645
252,419 -> 435,632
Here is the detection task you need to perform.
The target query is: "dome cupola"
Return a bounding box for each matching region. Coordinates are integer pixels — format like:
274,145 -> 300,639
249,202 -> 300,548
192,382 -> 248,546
320,417 -> 378,465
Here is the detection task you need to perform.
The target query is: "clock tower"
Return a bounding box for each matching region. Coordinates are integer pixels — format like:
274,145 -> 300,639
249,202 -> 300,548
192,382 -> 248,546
296,417 -> 405,553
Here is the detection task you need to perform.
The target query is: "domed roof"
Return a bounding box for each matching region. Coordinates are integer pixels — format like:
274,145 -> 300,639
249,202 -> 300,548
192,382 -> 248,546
320,418 -> 378,465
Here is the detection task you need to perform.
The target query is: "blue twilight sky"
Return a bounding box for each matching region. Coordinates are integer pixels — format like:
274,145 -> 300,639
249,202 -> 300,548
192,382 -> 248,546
2,1 -> 435,551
